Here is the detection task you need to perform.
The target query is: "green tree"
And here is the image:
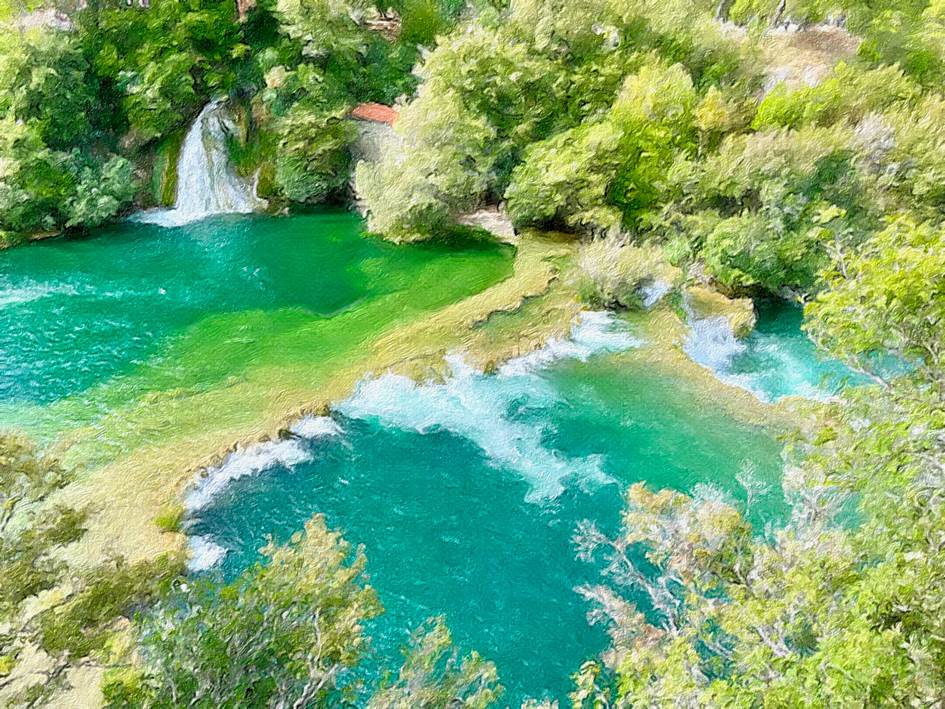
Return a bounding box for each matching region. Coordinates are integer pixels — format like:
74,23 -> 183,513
806,216 -> 945,381
368,617 -> 501,708
356,87 -> 496,240
105,515 -> 383,707
0,434 -> 177,707
0,29 -> 136,238
506,61 -> 697,233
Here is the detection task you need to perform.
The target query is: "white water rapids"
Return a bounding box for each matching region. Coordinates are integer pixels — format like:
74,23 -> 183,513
137,100 -> 263,227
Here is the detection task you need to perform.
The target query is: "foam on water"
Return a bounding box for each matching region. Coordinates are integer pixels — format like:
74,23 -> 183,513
683,307 -> 747,374
499,310 -> 639,377
639,280 -> 672,309
185,311 -> 636,571
0,282 -> 76,308
185,439 -> 311,513
340,312 -> 638,500
137,100 -> 263,227
187,535 -> 228,571
682,297 -> 852,402
290,415 -> 344,439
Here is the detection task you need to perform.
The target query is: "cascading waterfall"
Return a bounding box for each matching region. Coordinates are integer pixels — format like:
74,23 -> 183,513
137,100 -> 264,227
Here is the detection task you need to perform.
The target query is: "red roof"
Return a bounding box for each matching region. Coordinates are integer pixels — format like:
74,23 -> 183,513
351,103 -> 398,125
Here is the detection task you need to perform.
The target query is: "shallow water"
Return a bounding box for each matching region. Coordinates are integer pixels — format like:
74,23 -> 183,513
188,315 -> 785,704
684,298 -> 862,401
0,211 -> 512,446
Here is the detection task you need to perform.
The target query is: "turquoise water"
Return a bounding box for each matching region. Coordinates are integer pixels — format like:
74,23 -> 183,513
731,300 -> 866,400
188,317 -> 785,704
686,298 -> 863,402
0,211 -> 512,444
1,212 -> 842,703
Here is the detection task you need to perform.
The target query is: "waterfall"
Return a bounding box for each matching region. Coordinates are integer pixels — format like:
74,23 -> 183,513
682,296 -> 747,374
137,100 -> 263,227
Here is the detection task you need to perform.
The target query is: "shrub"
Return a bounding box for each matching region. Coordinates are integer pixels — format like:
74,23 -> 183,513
577,238 -> 671,308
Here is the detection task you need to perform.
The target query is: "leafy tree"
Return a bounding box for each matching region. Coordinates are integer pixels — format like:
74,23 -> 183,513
873,94 -> 945,215
806,216 -> 945,381
0,29 -> 136,237
104,515 -> 500,708
105,515 -> 383,707
356,87 -> 496,240
0,30 -> 96,149
273,103 -> 354,202
0,434 -> 177,707
65,155 -> 137,228
368,617 -> 501,709
506,61 -> 697,233
753,63 -> 919,131
78,0 -> 251,144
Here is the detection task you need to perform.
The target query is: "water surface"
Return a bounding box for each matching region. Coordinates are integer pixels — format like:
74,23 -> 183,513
189,317 -> 785,704
0,211 -> 512,447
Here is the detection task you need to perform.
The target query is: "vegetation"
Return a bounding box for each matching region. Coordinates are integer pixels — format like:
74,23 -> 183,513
568,220 -> 945,705
0,434 -> 180,707
0,434 -> 499,706
3,0 -> 945,706
0,0 -> 467,241
102,517 -> 499,707
355,0 -> 945,298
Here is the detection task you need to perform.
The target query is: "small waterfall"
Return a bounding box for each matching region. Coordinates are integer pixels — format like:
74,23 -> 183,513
682,296 -> 747,374
138,100 -> 263,227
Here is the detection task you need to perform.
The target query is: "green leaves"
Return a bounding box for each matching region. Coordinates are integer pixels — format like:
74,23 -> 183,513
806,217 -> 945,376
274,103 -> 354,202
113,515 -> 382,707
369,617 -> 502,709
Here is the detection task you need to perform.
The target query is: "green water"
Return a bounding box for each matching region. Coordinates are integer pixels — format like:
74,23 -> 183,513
188,328 -> 784,704
0,211 -> 512,446
1,212 -> 795,703
729,300 -> 867,400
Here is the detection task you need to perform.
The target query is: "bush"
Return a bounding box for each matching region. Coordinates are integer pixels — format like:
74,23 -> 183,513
577,238 -> 671,308
274,105 -> 355,203
753,63 -> 919,130
356,88 -> 495,240
506,61 -> 697,233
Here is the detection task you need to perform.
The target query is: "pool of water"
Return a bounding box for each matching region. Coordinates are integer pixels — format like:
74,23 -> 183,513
1,212 -> 839,704
0,211 -> 512,447
188,315 -> 785,704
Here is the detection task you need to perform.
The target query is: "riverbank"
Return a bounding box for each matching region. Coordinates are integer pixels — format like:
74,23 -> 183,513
44,222 -> 802,571
52,226 -> 575,567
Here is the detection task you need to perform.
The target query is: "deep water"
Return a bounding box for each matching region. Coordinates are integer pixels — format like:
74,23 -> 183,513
188,316 -> 785,704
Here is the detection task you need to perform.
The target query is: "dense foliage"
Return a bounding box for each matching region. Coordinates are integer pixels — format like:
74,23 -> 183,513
0,435 -> 179,707
4,0 -> 945,706
0,30 -> 136,243
102,516 -> 500,707
357,0 -> 945,297
0,0 -> 466,241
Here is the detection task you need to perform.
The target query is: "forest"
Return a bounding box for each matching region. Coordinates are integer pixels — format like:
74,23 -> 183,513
1,0 -> 945,706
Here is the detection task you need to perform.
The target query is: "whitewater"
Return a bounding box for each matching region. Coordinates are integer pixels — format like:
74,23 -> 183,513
136,100 -> 264,227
